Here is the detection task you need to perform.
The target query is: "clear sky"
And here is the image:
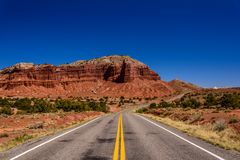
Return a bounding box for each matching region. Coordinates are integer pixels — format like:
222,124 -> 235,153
0,0 -> 239,88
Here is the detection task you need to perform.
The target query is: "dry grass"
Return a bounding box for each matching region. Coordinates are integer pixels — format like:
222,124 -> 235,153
0,134 -> 35,152
143,114 -> 240,152
0,115 -> 100,152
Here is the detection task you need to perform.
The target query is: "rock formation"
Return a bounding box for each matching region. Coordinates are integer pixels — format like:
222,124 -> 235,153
0,55 -> 175,98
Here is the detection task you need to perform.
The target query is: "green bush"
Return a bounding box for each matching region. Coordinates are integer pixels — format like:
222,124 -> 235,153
14,98 -> 32,111
0,106 -> 13,115
204,93 -> 218,107
32,99 -> 57,113
220,94 -> 240,109
119,96 -> 125,106
213,120 -> 226,132
158,93 -> 240,110
0,98 -> 12,107
14,98 -> 57,113
180,98 -> 201,109
159,101 -> 174,108
0,97 -> 109,114
99,102 -> 108,112
55,99 -> 109,113
188,113 -> 202,124
136,107 -> 148,113
14,134 -> 33,143
149,103 -> 157,109
229,116 -> 239,124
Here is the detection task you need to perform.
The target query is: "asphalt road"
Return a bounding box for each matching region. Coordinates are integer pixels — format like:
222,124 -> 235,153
1,111 -> 240,160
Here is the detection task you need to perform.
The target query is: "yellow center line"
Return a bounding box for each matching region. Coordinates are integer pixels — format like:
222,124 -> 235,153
113,114 -> 121,160
120,114 -> 126,160
113,113 -> 126,160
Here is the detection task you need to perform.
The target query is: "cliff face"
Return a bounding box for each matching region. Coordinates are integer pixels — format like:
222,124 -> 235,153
0,55 -> 174,98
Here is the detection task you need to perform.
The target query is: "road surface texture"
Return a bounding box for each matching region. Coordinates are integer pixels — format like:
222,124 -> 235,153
1,111 -> 240,160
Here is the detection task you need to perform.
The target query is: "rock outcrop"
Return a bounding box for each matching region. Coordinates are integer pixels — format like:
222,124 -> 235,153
0,55 -> 175,98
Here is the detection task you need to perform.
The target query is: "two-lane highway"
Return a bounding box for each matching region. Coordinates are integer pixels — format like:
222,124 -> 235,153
1,111 -> 240,160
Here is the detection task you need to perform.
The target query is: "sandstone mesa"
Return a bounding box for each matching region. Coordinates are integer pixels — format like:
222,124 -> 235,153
0,55 -> 175,98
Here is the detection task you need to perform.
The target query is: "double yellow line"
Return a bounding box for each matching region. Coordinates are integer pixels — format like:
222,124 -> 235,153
113,114 -> 126,160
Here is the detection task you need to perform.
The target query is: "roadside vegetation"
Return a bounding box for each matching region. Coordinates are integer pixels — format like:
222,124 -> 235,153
142,93 -> 240,110
136,92 -> 240,151
0,97 -> 109,152
0,97 -> 109,115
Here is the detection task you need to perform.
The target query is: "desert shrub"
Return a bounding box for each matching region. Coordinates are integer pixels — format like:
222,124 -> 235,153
136,107 -> 148,113
2,98 -> 109,114
175,101 -> 181,107
109,101 -> 116,105
204,93 -> 218,107
16,110 -> 27,115
120,96 -> 125,100
119,96 -> 125,106
78,102 -> 90,112
56,99 -> 81,112
0,133 -> 9,138
180,97 -> 185,102
14,134 -> 33,143
32,99 -> 57,113
149,103 -> 157,109
188,113 -> 202,124
88,101 -> 98,111
173,93 -> 240,109
55,100 -> 109,113
28,123 -> 44,129
229,116 -> 239,124
124,99 -> 134,103
88,101 -> 108,112
180,98 -> 201,109
145,97 -> 150,101
14,98 -> 32,111
99,102 -> 109,113
220,94 -> 240,109
55,99 -> 71,112
14,98 -> 56,113
99,98 -> 104,102
0,106 -> 13,115
213,120 -> 226,132
0,98 -> 12,107
159,101 -> 174,108
145,97 -> 157,101
104,96 -> 109,101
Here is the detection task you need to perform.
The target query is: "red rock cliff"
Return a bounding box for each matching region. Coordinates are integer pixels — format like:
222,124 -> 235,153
0,55 -> 174,98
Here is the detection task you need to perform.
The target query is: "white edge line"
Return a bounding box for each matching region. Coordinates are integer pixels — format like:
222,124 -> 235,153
137,115 -> 225,160
10,117 -> 101,160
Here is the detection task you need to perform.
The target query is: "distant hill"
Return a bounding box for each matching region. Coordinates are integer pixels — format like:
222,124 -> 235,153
168,79 -> 202,93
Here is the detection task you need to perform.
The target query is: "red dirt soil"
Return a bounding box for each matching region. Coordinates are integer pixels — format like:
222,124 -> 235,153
0,112 -> 103,145
149,108 -> 240,133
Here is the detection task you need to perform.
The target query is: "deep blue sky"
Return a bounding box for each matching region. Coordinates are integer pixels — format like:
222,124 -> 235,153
0,0 -> 239,87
